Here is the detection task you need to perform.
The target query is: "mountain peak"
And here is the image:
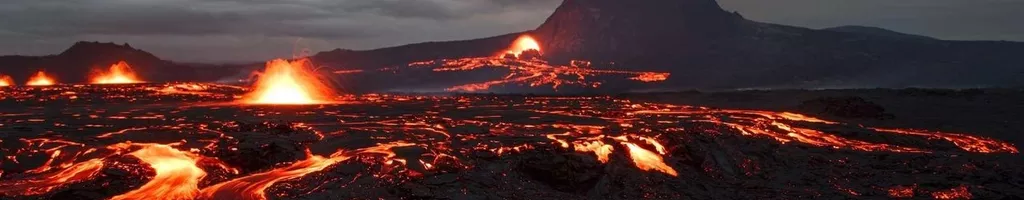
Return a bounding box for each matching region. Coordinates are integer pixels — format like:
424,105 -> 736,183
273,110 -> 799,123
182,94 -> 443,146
61,41 -> 147,56
532,0 -> 743,62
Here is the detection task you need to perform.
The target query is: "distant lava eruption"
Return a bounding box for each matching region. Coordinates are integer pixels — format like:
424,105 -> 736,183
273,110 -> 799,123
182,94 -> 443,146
503,35 -> 541,58
92,61 -> 143,84
0,75 -> 12,86
26,71 -> 56,86
242,58 -> 334,105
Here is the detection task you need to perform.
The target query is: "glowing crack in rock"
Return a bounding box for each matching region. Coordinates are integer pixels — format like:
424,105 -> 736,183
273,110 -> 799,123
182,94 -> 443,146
93,61 -> 144,84
242,58 -> 335,105
26,71 -> 56,86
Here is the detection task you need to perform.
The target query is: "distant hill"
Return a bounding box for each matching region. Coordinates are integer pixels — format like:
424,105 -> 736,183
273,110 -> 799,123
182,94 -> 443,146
311,0 -> 1024,90
822,26 -> 937,40
0,42 -> 232,84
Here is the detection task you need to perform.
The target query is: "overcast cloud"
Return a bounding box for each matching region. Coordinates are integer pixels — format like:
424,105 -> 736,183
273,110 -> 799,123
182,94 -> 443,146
0,0 -> 1022,63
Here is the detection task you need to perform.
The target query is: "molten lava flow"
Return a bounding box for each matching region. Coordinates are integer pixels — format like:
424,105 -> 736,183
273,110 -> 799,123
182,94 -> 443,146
630,72 -> 670,82
26,71 -> 55,86
200,154 -> 341,200
870,128 -> 1019,153
573,141 -> 614,163
111,144 -> 206,200
243,59 -> 334,105
0,159 -> 105,196
622,142 -> 678,176
403,34 -> 668,92
504,35 -> 541,58
93,61 -> 143,84
200,142 -> 412,200
0,74 -> 12,86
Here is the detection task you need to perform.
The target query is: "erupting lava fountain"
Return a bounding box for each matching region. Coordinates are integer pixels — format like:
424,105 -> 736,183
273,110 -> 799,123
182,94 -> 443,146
0,75 -> 12,86
92,61 -> 144,84
26,71 -> 56,86
242,58 -> 335,105
504,35 -> 541,58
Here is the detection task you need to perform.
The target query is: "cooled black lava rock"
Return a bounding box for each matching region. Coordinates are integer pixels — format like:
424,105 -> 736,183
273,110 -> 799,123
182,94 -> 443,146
518,151 -> 604,193
798,96 -> 893,119
215,122 -> 320,173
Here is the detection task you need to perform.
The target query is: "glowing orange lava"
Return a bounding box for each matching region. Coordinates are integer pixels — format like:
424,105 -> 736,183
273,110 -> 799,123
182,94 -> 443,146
93,61 -> 143,84
111,144 -> 206,200
0,74 -> 12,86
504,35 -> 541,58
623,142 -> 678,176
26,71 -> 56,86
931,185 -> 972,199
573,141 -> 614,163
630,72 -> 670,82
0,159 -> 105,196
242,58 -> 334,105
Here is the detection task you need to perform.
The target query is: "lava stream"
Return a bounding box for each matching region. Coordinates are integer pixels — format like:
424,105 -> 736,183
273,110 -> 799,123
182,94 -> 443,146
243,58 -> 334,105
111,144 -> 206,200
93,61 -> 144,84
0,159 -> 105,196
26,71 -> 56,86
573,141 -> 614,163
200,142 -> 413,200
406,34 -> 669,92
623,142 -> 678,176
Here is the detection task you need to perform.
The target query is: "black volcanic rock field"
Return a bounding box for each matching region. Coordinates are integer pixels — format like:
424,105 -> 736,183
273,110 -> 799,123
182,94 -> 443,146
1,0 -> 1023,199
0,84 -> 1020,199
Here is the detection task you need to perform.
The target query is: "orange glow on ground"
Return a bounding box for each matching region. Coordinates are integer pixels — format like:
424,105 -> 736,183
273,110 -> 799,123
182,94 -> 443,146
26,71 -> 56,86
93,61 -> 144,84
0,75 -> 12,86
504,35 -> 541,58
242,58 -> 335,105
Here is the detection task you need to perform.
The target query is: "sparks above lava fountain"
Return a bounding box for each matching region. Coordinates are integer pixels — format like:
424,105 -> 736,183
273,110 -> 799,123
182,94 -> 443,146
242,58 -> 335,105
92,61 -> 143,84
26,71 -> 56,86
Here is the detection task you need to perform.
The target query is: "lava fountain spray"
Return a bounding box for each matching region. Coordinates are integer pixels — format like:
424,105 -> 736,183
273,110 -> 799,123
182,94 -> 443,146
504,35 -> 541,58
26,71 -> 56,86
242,58 -> 335,105
93,61 -> 143,84
0,75 -> 13,86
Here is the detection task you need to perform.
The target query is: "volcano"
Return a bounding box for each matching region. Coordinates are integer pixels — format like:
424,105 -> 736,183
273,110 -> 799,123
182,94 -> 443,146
312,0 -> 1024,91
0,42 -> 230,84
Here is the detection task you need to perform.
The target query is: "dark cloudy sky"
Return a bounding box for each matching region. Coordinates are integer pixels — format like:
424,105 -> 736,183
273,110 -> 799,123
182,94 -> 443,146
1,0 -> 1022,63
